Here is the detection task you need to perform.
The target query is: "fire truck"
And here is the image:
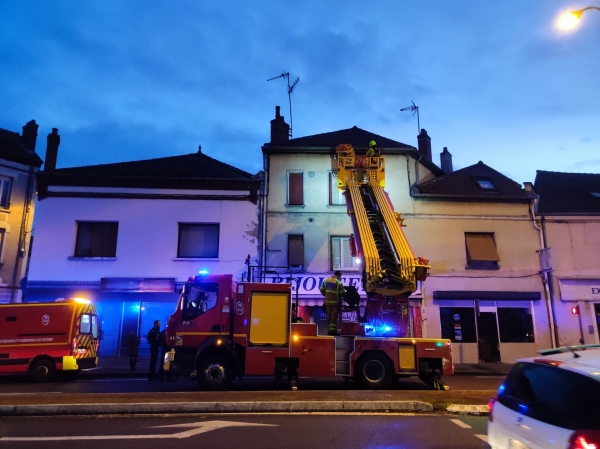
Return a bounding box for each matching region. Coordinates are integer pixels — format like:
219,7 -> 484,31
165,143 -> 453,390
0,298 -> 101,382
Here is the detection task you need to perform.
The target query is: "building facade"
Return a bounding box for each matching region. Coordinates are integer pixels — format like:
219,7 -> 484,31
532,171 -> 600,347
0,120 -> 43,303
26,136 -> 261,356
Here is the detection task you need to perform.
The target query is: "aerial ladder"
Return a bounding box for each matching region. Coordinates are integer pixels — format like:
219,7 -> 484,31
336,143 -> 430,336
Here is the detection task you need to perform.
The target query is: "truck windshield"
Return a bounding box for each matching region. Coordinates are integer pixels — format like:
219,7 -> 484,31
181,282 -> 219,319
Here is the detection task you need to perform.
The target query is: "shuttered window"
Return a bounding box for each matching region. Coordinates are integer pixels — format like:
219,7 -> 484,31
288,235 -> 304,268
178,224 -> 219,258
74,222 -> 118,257
331,236 -> 356,270
465,232 -> 500,269
288,172 -> 303,205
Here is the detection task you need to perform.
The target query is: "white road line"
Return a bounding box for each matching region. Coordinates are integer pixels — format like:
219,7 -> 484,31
449,418 -> 472,429
475,434 -> 488,442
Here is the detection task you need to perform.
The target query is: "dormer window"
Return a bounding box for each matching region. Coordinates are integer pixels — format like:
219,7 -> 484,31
474,176 -> 497,191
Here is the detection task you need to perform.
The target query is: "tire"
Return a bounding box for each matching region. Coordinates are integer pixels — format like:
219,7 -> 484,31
356,353 -> 393,390
29,359 -> 56,383
196,354 -> 235,391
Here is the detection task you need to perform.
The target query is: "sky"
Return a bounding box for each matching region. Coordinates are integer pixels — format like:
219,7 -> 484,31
1,1 -> 599,185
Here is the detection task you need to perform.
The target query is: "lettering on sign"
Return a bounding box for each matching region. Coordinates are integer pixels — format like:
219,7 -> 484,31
592,288 -> 600,295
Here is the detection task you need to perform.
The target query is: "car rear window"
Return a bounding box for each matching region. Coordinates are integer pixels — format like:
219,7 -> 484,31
498,362 -> 600,430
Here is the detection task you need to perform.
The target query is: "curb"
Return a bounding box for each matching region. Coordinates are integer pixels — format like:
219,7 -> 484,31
0,400 -> 434,416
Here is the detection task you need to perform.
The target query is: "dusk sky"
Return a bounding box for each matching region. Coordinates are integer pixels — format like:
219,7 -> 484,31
1,1 -> 599,185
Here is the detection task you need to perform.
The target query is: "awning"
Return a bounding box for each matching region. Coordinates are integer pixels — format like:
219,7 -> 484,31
434,291 -> 541,301
465,233 -> 500,261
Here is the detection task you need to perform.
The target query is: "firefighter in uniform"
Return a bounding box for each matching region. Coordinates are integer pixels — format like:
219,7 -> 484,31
366,140 -> 381,157
320,270 -> 345,336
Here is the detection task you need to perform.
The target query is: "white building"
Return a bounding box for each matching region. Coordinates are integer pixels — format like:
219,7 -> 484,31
27,136 -> 261,356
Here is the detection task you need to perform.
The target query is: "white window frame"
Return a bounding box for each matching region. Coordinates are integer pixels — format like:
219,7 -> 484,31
286,170 -> 304,206
331,236 -> 358,271
0,176 -> 12,209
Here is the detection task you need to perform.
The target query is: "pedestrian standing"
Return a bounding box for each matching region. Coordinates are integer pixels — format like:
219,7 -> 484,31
158,329 -> 174,381
127,331 -> 140,371
147,320 -> 160,380
320,270 -> 345,336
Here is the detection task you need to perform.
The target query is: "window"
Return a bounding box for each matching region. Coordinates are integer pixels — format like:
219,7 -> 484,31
465,232 -> 500,269
288,234 -> 304,268
0,177 -> 11,208
74,221 -> 118,257
181,282 -> 219,320
331,236 -> 357,270
91,315 -> 99,339
287,172 -> 303,206
178,224 -> 219,258
329,172 -> 345,205
497,308 -> 534,342
80,314 -> 91,334
473,176 -> 497,190
440,307 -> 477,343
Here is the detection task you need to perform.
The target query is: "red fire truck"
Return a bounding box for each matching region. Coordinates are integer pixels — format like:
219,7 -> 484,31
0,298 -> 101,382
165,274 -> 452,390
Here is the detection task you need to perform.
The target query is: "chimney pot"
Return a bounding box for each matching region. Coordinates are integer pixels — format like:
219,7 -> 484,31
270,105 -> 290,143
198,145 -> 202,154
44,128 -> 60,171
417,128 -> 432,162
21,120 -> 39,152
440,146 -> 453,173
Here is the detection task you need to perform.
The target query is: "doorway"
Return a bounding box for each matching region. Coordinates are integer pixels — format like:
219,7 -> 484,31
477,311 -> 501,363
595,304 -> 600,342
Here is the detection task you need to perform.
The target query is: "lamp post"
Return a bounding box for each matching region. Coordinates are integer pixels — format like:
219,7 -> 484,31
556,6 -> 600,31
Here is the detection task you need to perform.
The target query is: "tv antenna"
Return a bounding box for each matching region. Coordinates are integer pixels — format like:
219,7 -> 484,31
267,71 -> 300,138
400,101 -> 420,134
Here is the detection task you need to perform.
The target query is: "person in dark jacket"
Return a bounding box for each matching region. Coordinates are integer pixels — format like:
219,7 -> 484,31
127,331 -> 140,371
158,329 -> 173,381
147,320 -> 161,380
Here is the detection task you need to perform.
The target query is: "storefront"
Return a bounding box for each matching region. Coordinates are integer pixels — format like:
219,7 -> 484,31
558,278 -> 600,345
433,291 -> 542,364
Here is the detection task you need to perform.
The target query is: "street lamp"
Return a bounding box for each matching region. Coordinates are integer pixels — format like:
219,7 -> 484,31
556,6 -> 600,31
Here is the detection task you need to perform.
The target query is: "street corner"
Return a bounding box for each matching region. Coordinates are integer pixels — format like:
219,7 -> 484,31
446,404 -> 490,416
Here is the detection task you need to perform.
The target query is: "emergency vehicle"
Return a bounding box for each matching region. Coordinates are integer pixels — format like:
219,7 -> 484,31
0,298 -> 101,382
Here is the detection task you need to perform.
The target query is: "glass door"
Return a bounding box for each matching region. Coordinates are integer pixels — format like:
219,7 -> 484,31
477,311 -> 501,362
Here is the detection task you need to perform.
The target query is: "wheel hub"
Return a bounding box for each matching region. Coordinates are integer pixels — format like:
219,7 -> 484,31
363,360 -> 385,383
203,362 -> 226,385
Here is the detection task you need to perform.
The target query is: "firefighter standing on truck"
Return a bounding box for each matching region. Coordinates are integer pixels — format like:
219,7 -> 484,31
320,270 -> 345,336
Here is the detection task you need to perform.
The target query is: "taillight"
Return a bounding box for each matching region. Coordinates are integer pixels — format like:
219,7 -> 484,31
569,430 -> 600,449
488,397 -> 496,422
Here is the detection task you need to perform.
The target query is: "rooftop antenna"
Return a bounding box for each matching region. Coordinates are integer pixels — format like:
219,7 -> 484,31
400,101 -> 420,134
267,71 -> 300,138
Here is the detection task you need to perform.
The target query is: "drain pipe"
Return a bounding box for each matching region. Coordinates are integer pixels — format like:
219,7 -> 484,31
529,197 -> 557,348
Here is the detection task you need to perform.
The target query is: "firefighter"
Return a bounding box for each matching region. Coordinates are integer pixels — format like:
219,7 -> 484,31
147,320 -> 161,380
366,140 -> 381,157
320,270 -> 345,336
158,329 -> 174,381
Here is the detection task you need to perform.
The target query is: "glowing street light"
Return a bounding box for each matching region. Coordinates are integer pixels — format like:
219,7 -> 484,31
556,6 -> 600,31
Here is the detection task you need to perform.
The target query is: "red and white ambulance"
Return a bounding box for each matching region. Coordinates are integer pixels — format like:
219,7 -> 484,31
0,298 -> 101,381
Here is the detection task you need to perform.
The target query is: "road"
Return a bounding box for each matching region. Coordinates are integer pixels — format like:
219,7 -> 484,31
0,414 -> 490,449
0,373 -> 503,394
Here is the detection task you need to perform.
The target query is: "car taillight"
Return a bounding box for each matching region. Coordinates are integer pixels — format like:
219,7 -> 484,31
488,397 -> 496,422
569,430 -> 600,449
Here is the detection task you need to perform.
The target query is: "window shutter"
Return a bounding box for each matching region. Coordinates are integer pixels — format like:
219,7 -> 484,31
288,173 -> 303,205
465,233 -> 500,261
331,237 -> 341,269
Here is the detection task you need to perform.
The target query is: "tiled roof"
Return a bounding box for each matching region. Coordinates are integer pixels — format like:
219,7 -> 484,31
264,126 -> 414,150
416,161 -> 533,202
534,170 -> 600,215
0,128 -> 43,167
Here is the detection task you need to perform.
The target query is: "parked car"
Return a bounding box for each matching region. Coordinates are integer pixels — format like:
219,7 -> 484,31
488,345 -> 600,449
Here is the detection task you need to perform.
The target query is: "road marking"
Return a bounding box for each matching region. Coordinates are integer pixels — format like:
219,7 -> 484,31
0,420 -> 276,441
449,418 -> 472,429
475,434 -> 488,442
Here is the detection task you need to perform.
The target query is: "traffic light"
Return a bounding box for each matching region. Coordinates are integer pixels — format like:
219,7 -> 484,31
571,306 -> 580,315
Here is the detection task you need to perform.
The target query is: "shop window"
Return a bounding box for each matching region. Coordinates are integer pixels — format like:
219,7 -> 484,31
329,172 -> 345,205
288,234 -> 304,269
287,171 -> 303,206
440,307 -> 477,343
497,307 -> 535,343
74,221 -> 118,257
465,232 -> 500,270
178,223 -> 219,258
331,236 -> 357,270
0,176 -> 11,208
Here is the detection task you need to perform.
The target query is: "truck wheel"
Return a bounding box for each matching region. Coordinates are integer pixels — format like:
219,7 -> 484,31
196,354 -> 234,391
29,359 -> 56,383
356,353 -> 393,390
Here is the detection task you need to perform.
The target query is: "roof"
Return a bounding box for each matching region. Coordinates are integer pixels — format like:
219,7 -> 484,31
415,161 -> 534,202
534,170 -> 600,215
263,126 -> 444,176
37,151 -> 260,195
0,128 -> 43,167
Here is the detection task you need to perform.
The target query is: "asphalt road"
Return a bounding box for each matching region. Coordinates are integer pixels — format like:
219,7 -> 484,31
0,414 -> 491,449
0,373 -> 504,394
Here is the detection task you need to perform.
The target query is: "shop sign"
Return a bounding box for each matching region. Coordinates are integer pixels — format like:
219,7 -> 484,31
558,279 -> 600,301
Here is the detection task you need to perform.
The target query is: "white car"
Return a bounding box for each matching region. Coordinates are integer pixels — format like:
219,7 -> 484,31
488,345 -> 600,449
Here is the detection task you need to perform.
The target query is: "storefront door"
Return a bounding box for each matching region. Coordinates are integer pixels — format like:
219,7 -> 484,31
477,311 -> 501,363
595,304 -> 600,341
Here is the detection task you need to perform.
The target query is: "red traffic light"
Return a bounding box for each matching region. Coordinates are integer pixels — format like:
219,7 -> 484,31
571,306 -> 580,315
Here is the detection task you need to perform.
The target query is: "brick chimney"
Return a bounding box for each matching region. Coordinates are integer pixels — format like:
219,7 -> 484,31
21,120 -> 39,152
440,147 -> 453,173
270,106 -> 290,143
417,129 -> 432,162
44,128 -> 60,171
